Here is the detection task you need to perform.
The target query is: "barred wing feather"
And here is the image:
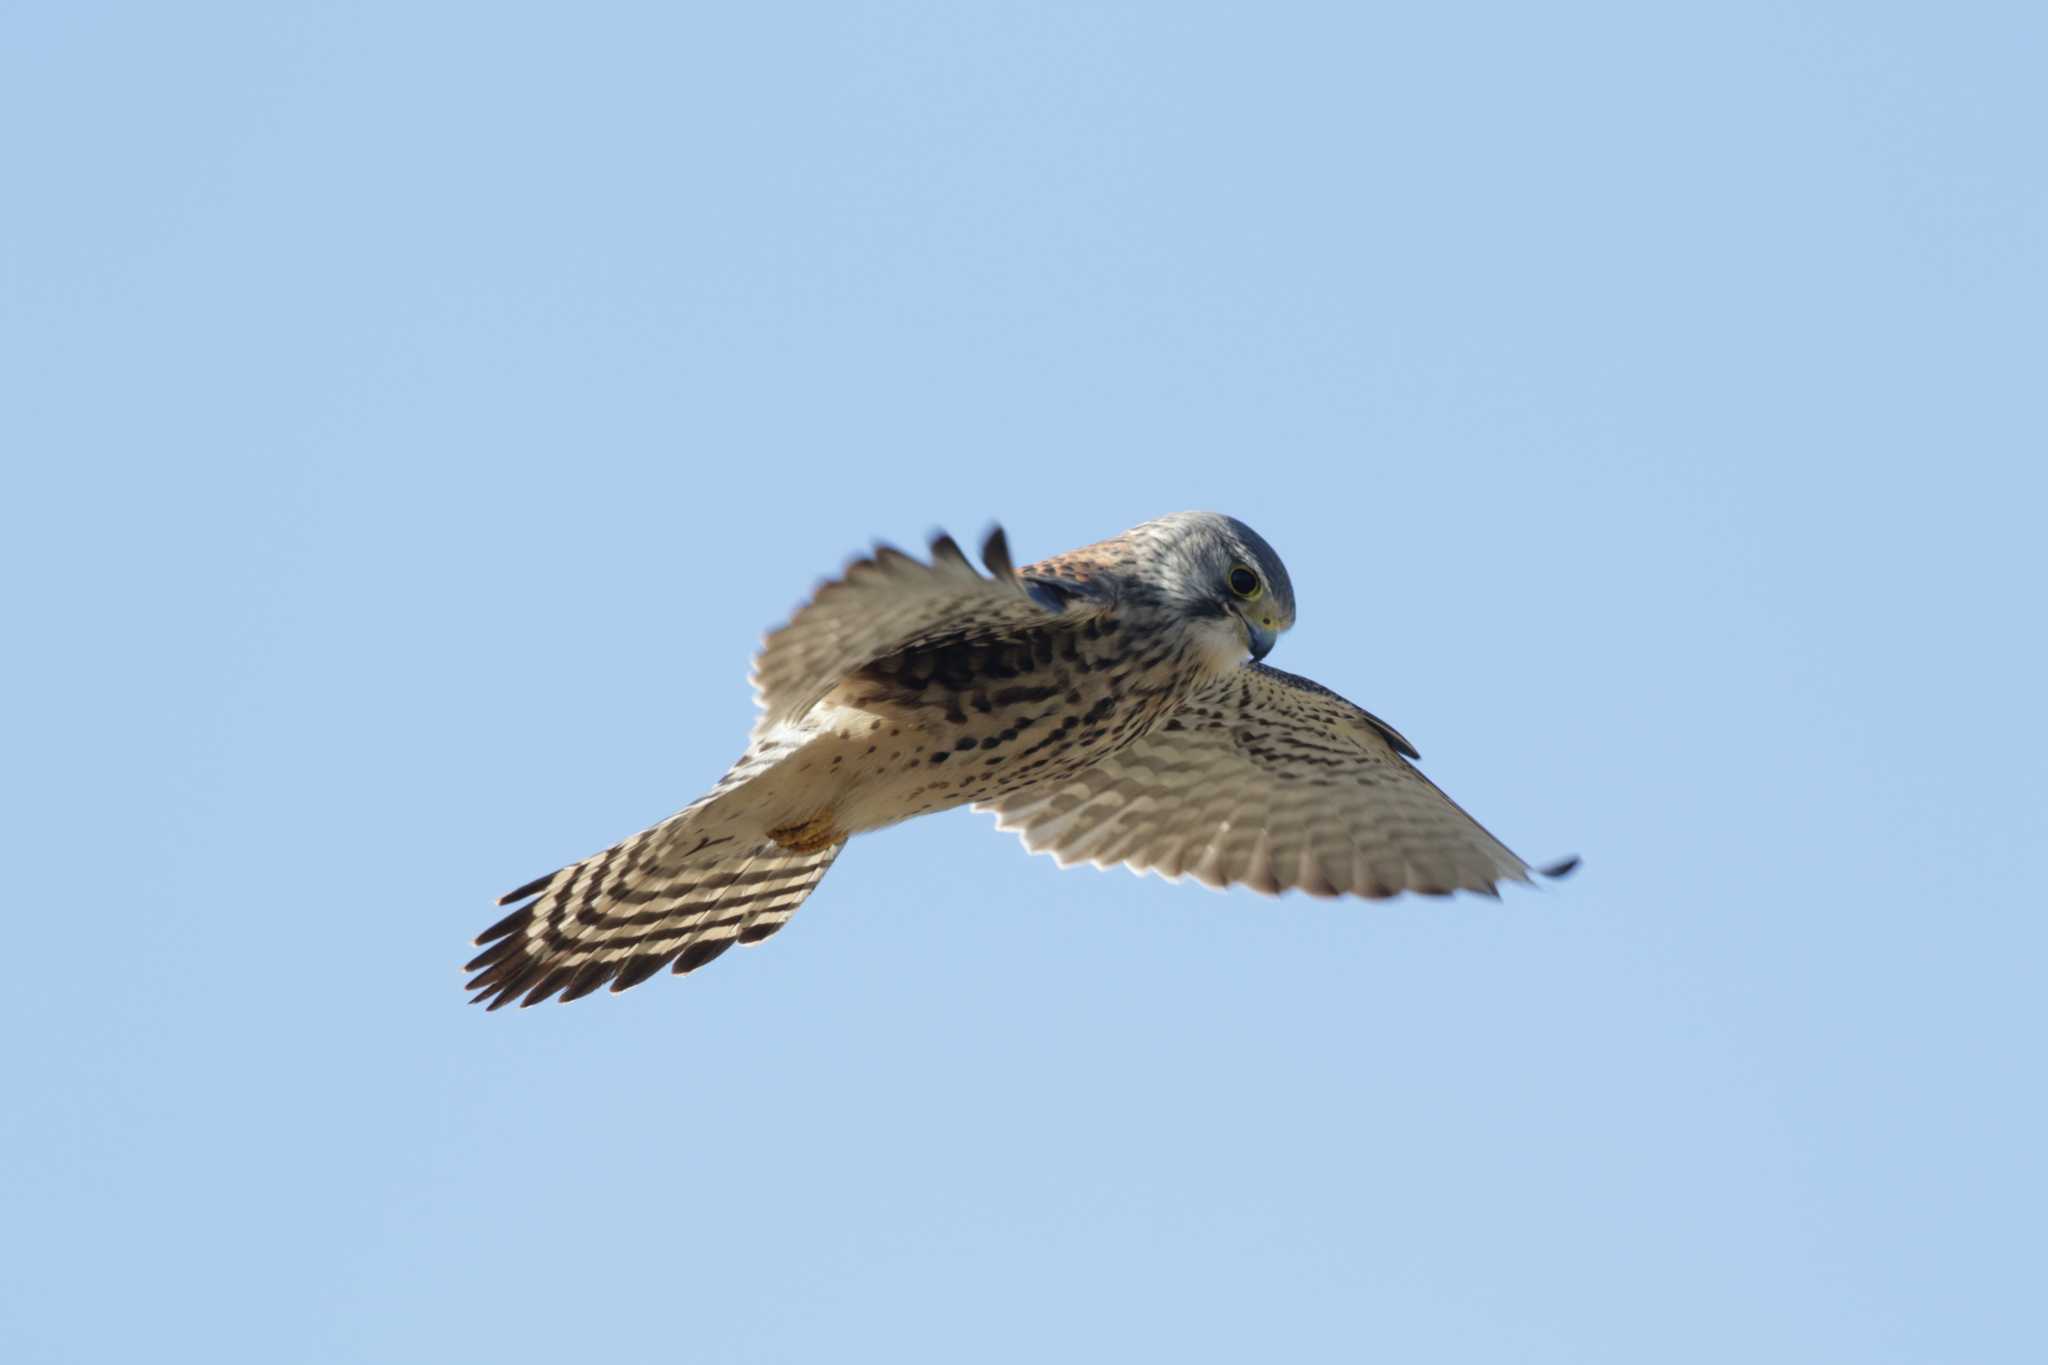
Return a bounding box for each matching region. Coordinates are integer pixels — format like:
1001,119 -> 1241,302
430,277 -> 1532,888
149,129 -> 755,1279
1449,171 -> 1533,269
980,664 -> 1574,898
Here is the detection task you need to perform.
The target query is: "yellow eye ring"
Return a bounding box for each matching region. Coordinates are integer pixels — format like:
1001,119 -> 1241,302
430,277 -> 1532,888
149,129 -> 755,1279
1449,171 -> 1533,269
1227,564 -> 1261,600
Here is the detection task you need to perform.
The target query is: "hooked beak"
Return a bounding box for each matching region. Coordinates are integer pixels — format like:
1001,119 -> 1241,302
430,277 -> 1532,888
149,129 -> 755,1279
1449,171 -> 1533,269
1243,617 -> 1278,663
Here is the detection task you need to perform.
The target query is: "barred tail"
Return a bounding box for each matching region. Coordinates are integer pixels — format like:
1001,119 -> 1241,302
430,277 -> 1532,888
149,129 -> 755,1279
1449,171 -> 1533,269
465,813 -> 843,1009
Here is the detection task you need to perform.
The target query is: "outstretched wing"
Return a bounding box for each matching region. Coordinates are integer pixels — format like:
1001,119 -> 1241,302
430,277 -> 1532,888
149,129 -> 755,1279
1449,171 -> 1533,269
749,527 -> 1098,738
465,822 -> 841,1009
979,663 -> 1575,898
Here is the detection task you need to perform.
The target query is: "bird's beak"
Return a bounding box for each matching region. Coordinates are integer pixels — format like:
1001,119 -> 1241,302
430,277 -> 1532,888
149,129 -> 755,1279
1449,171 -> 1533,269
1244,618 -> 1278,663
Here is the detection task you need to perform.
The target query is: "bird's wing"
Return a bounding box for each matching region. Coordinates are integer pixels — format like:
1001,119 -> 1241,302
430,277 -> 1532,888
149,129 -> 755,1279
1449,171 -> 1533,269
750,527 -> 1100,737
978,663 -> 1575,897
466,818 -> 842,1009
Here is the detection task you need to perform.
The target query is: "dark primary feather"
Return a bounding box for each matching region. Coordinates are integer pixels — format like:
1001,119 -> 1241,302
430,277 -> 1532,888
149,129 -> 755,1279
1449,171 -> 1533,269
980,525 -> 1016,580
493,872 -> 556,910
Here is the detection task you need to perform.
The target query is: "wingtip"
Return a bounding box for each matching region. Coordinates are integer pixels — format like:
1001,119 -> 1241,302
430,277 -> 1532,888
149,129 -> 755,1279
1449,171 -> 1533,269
495,872 -> 554,908
980,524 -> 1016,581
928,530 -> 971,568
1538,855 -> 1582,880
475,902 -> 534,949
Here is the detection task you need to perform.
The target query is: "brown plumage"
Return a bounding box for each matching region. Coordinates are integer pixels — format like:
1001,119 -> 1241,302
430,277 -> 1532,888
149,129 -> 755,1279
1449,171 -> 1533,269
468,512 -> 1572,1008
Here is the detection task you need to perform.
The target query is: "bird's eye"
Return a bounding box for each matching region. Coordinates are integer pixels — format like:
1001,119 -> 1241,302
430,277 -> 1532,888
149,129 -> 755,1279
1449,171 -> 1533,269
1228,564 -> 1261,599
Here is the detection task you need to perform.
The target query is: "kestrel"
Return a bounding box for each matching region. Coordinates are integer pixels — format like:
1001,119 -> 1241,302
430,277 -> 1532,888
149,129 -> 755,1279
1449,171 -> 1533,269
467,512 -> 1575,1008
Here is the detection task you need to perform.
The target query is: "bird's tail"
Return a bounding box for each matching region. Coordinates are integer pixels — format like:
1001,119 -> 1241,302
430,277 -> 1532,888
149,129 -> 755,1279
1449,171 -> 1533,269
465,801 -> 843,1009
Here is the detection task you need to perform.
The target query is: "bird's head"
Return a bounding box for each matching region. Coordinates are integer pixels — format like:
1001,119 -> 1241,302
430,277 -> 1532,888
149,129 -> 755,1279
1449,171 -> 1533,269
1137,511 -> 1297,670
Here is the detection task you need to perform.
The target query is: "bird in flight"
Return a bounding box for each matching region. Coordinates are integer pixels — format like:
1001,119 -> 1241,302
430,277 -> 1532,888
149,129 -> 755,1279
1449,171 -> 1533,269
467,512 -> 1575,1008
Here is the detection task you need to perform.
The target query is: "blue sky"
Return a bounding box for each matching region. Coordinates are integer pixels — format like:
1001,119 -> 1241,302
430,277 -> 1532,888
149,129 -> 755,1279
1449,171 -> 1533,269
5,4 -> 2042,1361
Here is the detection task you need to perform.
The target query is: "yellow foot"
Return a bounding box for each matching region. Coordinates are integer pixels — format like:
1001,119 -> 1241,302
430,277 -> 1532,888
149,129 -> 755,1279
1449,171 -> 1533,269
767,811 -> 843,854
